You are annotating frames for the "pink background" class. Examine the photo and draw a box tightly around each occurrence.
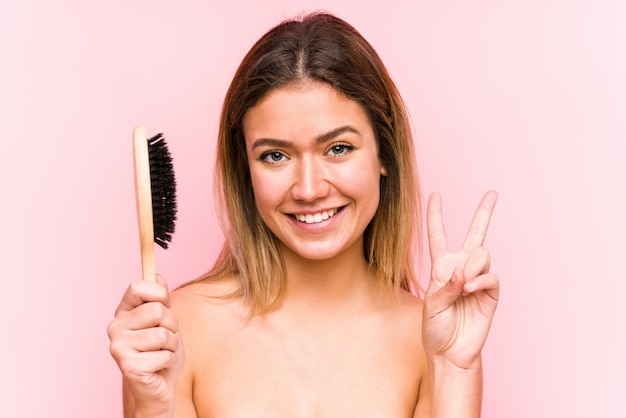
[2,0,625,417]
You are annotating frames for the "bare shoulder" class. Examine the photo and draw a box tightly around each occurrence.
[395,287,424,313]
[171,273,244,310]
[169,274,247,351]
[363,286,427,369]
[388,289,430,413]
[386,288,425,335]
[384,289,428,375]
[170,274,242,311]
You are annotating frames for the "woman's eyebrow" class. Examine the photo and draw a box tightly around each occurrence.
[251,126,360,151]
[315,125,359,144]
[250,138,292,151]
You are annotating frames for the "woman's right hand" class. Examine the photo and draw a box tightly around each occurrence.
[107,275,185,417]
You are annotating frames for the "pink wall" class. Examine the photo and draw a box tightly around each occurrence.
[2,1,624,416]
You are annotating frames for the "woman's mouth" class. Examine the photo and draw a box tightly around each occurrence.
[293,207,341,224]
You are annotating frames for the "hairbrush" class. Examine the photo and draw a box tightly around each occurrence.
[132,126,177,282]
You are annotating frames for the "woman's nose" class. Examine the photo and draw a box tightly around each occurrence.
[290,156,330,202]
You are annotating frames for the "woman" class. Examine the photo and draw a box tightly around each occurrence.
[108,12,499,417]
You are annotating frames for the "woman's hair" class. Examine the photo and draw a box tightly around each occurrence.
[203,12,421,314]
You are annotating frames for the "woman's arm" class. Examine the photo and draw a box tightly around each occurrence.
[419,191,499,417]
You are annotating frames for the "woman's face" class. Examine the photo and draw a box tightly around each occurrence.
[243,82,386,262]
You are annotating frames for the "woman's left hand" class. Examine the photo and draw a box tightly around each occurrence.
[422,190,499,370]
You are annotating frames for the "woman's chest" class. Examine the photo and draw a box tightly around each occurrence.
[189,316,423,417]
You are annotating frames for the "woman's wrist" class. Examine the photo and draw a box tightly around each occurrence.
[428,354,483,374]
[134,408,173,418]
[132,400,174,418]
[428,355,483,418]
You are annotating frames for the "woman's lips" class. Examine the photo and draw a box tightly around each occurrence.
[290,207,345,224]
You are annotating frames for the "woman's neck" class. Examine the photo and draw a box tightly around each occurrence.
[277,239,383,318]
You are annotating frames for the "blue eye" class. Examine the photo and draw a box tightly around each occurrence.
[327,143,353,156]
[261,151,288,163]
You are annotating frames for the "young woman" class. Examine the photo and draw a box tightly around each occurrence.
[108,12,499,417]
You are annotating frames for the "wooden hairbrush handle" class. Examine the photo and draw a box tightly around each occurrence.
[132,125,156,282]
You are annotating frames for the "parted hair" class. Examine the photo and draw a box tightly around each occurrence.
[203,12,421,314]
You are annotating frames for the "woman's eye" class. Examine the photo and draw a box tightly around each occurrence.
[327,143,353,156]
[261,151,288,163]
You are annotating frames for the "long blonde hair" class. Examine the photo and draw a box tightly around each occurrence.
[201,12,421,314]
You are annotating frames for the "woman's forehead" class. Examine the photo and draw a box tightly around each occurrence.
[242,83,373,145]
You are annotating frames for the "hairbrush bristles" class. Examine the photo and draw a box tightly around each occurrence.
[133,126,177,281]
[147,133,177,249]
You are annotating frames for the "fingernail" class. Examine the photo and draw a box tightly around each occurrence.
[464,282,475,293]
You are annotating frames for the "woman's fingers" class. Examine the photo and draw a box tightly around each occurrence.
[115,278,170,317]
[461,190,498,252]
[427,248,499,312]
[108,309,180,360]
[117,346,180,377]
[108,275,180,367]
[428,190,498,261]
[462,272,499,302]
[111,326,179,365]
[425,268,465,316]
[462,247,491,281]
[460,246,498,300]
[427,192,450,259]
[121,301,179,332]
[107,275,185,416]
[121,326,180,353]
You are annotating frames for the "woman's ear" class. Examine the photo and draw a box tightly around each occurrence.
[380,165,388,176]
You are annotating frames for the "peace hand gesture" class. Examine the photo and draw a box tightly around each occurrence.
[422,191,499,370]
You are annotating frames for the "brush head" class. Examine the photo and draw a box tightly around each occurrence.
[148,133,177,249]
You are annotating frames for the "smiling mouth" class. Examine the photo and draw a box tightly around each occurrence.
[293,207,341,224]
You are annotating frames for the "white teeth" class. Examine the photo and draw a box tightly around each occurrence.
[295,208,339,224]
